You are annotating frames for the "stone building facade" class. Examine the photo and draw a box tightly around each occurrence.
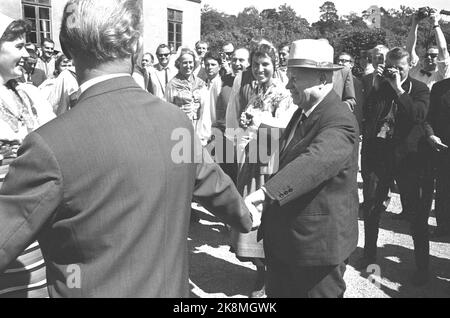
[0,0,201,54]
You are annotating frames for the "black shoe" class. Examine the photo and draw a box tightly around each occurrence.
[353,257,377,271]
[410,270,430,287]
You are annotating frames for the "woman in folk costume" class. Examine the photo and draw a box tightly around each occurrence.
[230,43,296,298]
[165,47,211,146]
[0,13,55,298]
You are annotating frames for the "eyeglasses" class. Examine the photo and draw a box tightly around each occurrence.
[158,53,170,58]
[424,53,438,59]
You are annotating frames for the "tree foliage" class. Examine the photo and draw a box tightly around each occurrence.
[200,1,450,71]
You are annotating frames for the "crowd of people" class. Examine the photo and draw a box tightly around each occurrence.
[0,0,449,298]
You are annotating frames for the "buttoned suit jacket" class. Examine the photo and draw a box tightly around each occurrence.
[260,90,360,267]
[0,76,252,298]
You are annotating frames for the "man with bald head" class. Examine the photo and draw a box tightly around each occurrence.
[231,48,250,76]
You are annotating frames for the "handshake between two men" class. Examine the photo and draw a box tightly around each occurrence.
[244,189,268,230]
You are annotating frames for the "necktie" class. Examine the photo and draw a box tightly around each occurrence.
[165,68,169,86]
[283,112,307,152]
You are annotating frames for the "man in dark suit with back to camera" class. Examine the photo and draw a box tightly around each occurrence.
[246,39,360,298]
[0,0,254,298]
[425,78,450,238]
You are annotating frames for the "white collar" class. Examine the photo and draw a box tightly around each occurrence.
[79,73,131,95]
[303,84,333,118]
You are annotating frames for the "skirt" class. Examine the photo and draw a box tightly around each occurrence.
[231,162,267,260]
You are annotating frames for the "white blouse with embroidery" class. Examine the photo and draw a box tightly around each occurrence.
[0,82,55,143]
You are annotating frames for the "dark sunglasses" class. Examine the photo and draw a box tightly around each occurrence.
[424,53,438,59]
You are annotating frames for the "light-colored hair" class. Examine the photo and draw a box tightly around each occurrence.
[143,52,154,61]
[60,0,142,66]
[387,47,411,64]
[339,52,354,63]
[371,45,389,56]
[195,41,208,50]
[174,47,200,70]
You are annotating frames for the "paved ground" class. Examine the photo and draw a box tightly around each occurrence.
[188,184,450,298]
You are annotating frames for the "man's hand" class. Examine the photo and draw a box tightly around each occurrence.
[373,64,384,91]
[245,189,266,230]
[384,67,404,95]
[428,135,448,152]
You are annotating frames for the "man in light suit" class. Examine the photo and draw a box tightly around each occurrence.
[333,60,356,113]
[0,0,254,298]
[148,44,177,99]
[246,39,360,298]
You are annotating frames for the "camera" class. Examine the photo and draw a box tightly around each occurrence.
[417,7,433,20]
[374,54,384,66]
[382,67,397,80]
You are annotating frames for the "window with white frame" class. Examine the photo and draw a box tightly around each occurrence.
[22,0,52,44]
[168,9,182,52]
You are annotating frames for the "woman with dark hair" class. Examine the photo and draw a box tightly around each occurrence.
[0,12,55,298]
[165,47,211,145]
[230,43,296,298]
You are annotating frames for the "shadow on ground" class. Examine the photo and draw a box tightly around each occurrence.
[188,210,257,298]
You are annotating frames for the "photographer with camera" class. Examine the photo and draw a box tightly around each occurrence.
[358,47,432,286]
[407,8,450,90]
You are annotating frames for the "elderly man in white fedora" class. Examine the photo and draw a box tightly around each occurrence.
[245,39,360,298]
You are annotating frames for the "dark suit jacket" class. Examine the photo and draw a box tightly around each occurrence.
[0,76,252,298]
[261,90,360,267]
[361,73,375,130]
[425,78,450,144]
[364,77,430,160]
[353,75,364,130]
[333,67,356,112]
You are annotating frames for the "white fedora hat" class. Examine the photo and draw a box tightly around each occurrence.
[0,12,14,39]
[288,39,343,70]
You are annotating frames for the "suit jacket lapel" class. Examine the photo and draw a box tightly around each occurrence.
[279,107,303,151]
[279,91,337,164]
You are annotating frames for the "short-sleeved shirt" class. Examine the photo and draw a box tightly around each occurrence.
[409,56,450,90]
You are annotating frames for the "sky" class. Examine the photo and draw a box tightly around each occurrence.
[202,0,450,24]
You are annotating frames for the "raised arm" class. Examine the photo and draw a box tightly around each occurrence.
[431,11,450,60]
[406,15,420,66]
